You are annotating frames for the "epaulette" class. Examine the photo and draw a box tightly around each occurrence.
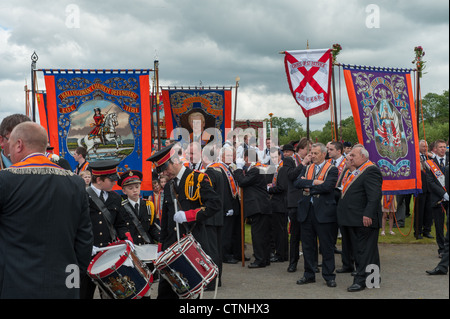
[121,198,130,206]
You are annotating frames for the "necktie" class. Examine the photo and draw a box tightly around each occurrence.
[331,160,336,166]
[439,158,444,169]
[134,203,139,216]
[100,190,106,203]
[314,165,320,178]
[174,177,179,187]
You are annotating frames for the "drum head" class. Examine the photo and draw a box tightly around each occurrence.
[90,245,127,275]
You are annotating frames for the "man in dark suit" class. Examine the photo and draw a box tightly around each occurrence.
[337,145,383,292]
[426,164,449,275]
[267,147,289,262]
[294,142,338,288]
[0,122,93,298]
[425,139,448,257]
[217,146,242,264]
[202,146,224,289]
[234,149,272,268]
[284,138,312,272]
[147,144,221,299]
[415,140,433,239]
[81,159,131,299]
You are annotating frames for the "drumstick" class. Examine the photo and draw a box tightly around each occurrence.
[95,244,126,252]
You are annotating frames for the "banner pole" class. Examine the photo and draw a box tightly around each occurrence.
[31,52,38,122]
[240,188,245,267]
[233,76,240,130]
[154,60,161,150]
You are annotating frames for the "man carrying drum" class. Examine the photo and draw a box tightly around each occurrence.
[147,143,221,299]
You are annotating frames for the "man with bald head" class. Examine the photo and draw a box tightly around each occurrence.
[0,122,93,299]
[337,145,382,292]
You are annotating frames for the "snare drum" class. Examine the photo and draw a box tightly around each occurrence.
[154,234,218,299]
[88,241,153,299]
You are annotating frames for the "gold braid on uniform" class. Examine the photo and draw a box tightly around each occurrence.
[146,200,155,225]
[185,171,212,205]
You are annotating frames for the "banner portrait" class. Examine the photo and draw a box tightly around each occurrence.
[284,49,332,117]
[343,65,421,195]
[42,69,153,194]
[161,88,232,146]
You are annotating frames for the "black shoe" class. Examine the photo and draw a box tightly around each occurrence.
[334,248,342,254]
[326,280,337,287]
[287,263,297,273]
[296,277,315,285]
[423,233,434,239]
[270,256,280,263]
[336,268,354,273]
[415,234,423,239]
[223,258,238,264]
[426,267,447,275]
[347,283,365,292]
[248,262,265,269]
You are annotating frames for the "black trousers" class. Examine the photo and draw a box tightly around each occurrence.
[414,192,433,236]
[343,225,380,286]
[205,225,222,287]
[249,213,271,265]
[288,208,301,265]
[222,214,242,260]
[270,212,289,261]
[432,203,447,254]
[339,225,356,271]
[300,205,337,281]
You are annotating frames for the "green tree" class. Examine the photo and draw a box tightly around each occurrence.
[421,90,449,124]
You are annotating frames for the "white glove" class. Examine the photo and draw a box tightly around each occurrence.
[91,246,100,256]
[443,193,449,202]
[174,210,187,223]
[236,159,245,169]
[226,209,234,216]
[125,240,135,251]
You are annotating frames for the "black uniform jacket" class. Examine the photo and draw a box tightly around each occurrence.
[337,164,383,228]
[267,163,289,213]
[121,198,160,245]
[294,164,338,223]
[234,165,272,218]
[87,189,129,247]
[160,167,221,252]
[284,156,304,209]
[0,165,93,298]
[204,166,224,226]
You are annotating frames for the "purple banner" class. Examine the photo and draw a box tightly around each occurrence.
[343,65,422,195]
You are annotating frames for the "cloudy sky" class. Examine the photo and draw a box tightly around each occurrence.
[0,0,448,131]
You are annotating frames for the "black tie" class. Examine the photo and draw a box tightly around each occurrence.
[331,160,336,166]
[439,158,444,169]
[100,190,106,203]
[134,203,139,216]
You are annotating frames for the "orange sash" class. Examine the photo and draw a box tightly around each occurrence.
[211,161,239,198]
[341,161,374,196]
[10,153,63,170]
[271,161,284,185]
[425,159,446,191]
[305,161,332,181]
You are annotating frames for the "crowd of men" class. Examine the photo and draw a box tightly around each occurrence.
[0,113,448,299]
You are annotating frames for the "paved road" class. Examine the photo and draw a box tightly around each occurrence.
[93,243,448,300]
[147,243,448,299]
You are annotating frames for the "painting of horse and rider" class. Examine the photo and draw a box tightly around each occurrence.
[67,100,134,162]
